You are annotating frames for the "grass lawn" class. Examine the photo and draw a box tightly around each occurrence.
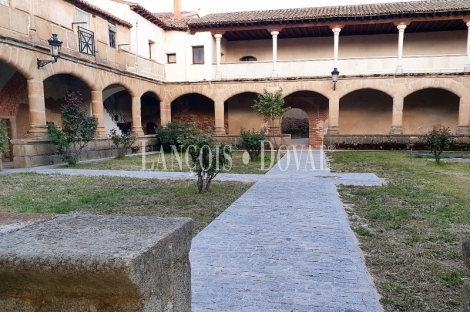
[70,151,277,174]
[0,173,253,235]
[328,151,470,312]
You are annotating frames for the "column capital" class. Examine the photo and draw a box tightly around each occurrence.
[329,25,344,32]
[212,32,225,38]
[467,22,470,28]
[396,24,407,31]
[270,30,280,36]
[393,21,410,27]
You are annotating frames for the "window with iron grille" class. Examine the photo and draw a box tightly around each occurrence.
[109,23,116,48]
[192,46,204,64]
[78,26,95,56]
[0,0,9,6]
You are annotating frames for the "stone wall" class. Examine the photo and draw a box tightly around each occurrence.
[12,137,158,168]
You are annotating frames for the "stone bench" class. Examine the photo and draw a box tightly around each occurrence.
[0,214,193,312]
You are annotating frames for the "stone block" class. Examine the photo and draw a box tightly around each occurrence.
[0,215,193,312]
[34,142,57,156]
[0,3,10,30]
[31,155,53,167]
[23,144,37,157]
[13,156,31,168]
[10,8,30,35]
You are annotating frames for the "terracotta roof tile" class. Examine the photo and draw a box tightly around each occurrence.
[188,0,470,27]
[65,0,133,28]
[152,11,199,31]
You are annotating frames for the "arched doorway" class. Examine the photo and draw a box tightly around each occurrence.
[171,93,214,132]
[282,108,309,145]
[102,84,133,135]
[141,92,160,135]
[403,88,460,134]
[284,91,329,146]
[0,61,29,162]
[339,89,393,134]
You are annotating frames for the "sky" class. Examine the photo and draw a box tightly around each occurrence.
[139,0,411,16]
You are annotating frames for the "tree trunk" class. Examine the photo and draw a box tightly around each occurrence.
[0,153,3,172]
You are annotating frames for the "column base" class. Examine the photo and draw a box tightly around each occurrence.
[215,72,222,80]
[390,126,403,135]
[271,71,279,78]
[27,126,48,139]
[95,127,107,138]
[465,65,470,72]
[456,126,470,135]
[131,127,145,137]
[395,66,403,74]
[327,126,339,135]
[214,127,226,135]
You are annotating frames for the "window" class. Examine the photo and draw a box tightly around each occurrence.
[0,0,9,6]
[192,46,204,64]
[75,8,89,29]
[149,40,155,60]
[109,23,116,48]
[240,56,257,62]
[167,53,176,64]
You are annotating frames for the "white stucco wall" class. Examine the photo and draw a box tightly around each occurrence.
[164,31,214,82]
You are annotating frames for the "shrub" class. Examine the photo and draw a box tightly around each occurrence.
[47,90,98,166]
[0,119,8,154]
[423,125,453,164]
[239,128,266,160]
[109,128,136,159]
[155,122,197,152]
[183,133,232,193]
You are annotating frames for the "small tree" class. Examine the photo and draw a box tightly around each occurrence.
[251,88,290,149]
[184,133,232,193]
[47,90,98,166]
[239,128,266,160]
[109,128,136,159]
[423,125,453,164]
[155,122,197,152]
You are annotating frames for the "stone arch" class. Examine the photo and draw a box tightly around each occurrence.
[42,74,93,127]
[224,92,262,135]
[337,81,395,99]
[166,86,215,104]
[403,88,460,134]
[282,83,331,101]
[137,88,163,101]
[284,91,329,146]
[339,88,393,134]
[220,85,263,103]
[102,84,134,134]
[39,62,95,90]
[171,93,215,132]
[403,79,466,99]
[0,44,34,80]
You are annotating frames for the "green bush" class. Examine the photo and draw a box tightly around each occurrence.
[239,128,266,160]
[155,122,197,152]
[109,128,136,159]
[47,90,98,166]
[0,119,9,154]
[183,133,232,193]
[423,125,453,164]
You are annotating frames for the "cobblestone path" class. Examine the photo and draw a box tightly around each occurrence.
[190,150,384,312]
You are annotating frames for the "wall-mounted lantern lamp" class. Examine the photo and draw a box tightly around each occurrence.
[37,34,63,69]
[331,68,339,91]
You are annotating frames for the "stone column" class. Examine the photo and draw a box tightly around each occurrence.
[131,96,144,136]
[465,22,470,72]
[332,28,341,69]
[390,96,404,134]
[457,97,470,135]
[327,97,340,134]
[214,100,226,135]
[271,30,279,76]
[160,101,171,126]
[26,79,47,139]
[396,24,407,74]
[91,90,107,138]
[214,34,223,80]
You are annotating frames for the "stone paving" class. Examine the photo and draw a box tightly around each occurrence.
[190,149,384,312]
